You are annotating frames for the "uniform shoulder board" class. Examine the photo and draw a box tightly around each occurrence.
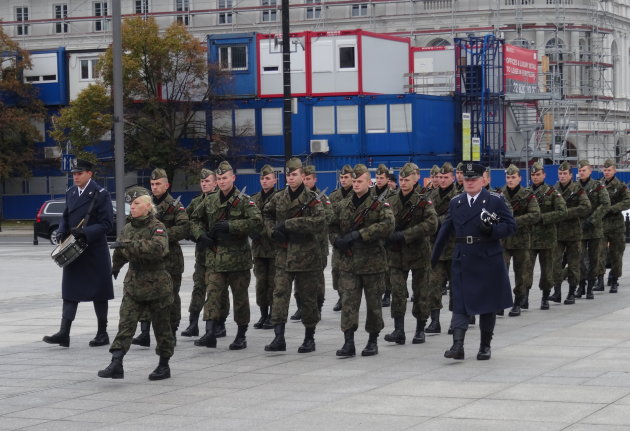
[545,187,555,196]
[99,188,106,193]
[489,191,503,198]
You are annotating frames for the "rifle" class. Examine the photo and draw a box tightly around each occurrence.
[157,195,182,221]
[276,187,328,249]
[210,186,247,251]
[340,190,388,257]
[390,194,430,251]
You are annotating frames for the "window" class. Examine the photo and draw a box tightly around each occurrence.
[15,7,29,36]
[313,106,334,134]
[390,104,412,133]
[339,46,356,70]
[94,2,109,32]
[235,109,255,136]
[23,53,59,83]
[351,3,368,17]
[80,58,99,80]
[365,105,387,133]
[176,0,190,26]
[54,4,68,34]
[135,0,150,14]
[219,46,247,71]
[337,105,358,134]
[262,0,277,22]
[218,0,233,25]
[306,0,322,20]
[262,108,282,136]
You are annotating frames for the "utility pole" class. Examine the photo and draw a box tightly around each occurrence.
[112,0,125,234]
[281,0,292,165]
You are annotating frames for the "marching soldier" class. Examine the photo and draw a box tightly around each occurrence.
[100,187,174,380]
[263,158,326,353]
[251,165,278,329]
[576,160,610,299]
[181,169,230,338]
[418,165,440,195]
[383,163,437,345]
[551,162,591,304]
[426,162,458,334]
[501,165,540,316]
[388,173,398,191]
[330,164,395,357]
[455,162,465,193]
[190,161,262,350]
[328,165,355,312]
[598,159,630,293]
[374,164,396,307]
[132,168,189,347]
[528,163,567,310]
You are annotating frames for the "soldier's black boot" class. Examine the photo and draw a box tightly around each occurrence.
[540,291,550,310]
[89,319,110,347]
[265,323,286,351]
[361,332,379,356]
[43,318,72,347]
[444,328,465,360]
[549,285,562,303]
[521,292,529,310]
[98,350,124,379]
[148,356,170,381]
[132,321,150,347]
[171,323,178,347]
[610,277,619,293]
[425,310,441,334]
[253,307,268,329]
[298,327,316,353]
[576,280,586,298]
[194,320,217,348]
[333,292,342,312]
[229,325,248,350]
[469,315,476,325]
[384,317,406,345]
[477,331,492,360]
[508,296,521,317]
[381,290,391,307]
[564,285,576,305]
[586,279,595,300]
[215,319,227,338]
[290,308,302,321]
[336,329,356,357]
[594,274,605,292]
[412,320,426,344]
[607,272,613,286]
[262,307,273,329]
[181,312,200,337]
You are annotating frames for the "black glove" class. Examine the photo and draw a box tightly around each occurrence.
[583,219,593,230]
[342,230,362,244]
[333,236,351,251]
[271,227,287,243]
[112,270,119,280]
[212,220,230,234]
[479,221,493,236]
[71,228,86,242]
[388,231,405,244]
[197,232,215,250]
[109,241,128,249]
[56,232,68,243]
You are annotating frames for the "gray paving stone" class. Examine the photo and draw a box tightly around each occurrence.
[406,418,565,431]
[580,404,630,425]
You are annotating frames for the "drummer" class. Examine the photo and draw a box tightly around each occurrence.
[43,158,115,348]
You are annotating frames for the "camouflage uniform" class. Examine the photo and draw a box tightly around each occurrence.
[528,163,567,308]
[501,165,541,313]
[372,167,397,307]
[384,163,437,345]
[455,162,464,193]
[110,191,175,359]
[577,160,611,296]
[552,164,591,303]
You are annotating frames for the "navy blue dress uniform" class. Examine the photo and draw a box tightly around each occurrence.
[432,163,515,361]
[43,159,114,348]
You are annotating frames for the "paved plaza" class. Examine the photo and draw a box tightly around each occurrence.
[2,227,630,430]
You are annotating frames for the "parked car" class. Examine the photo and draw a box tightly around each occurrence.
[34,199,130,245]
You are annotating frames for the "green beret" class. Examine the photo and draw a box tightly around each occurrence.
[430,164,440,176]
[340,164,354,175]
[376,164,389,175]
[303,165,317,176]
[125,186,150,203]
[558,161,572,172]
[578,160,591,169]
[440,162,453,174]
[285,157,302,174]
[353,164,369,178]
[603,159,616,168]
[216,161,233,175]
[399,162,419,178]
[200,168,214,179]
[150,168,168,181]
[456,162,464,172]
[505,164,520,176]
[530,162,544,174]
[260,164,274,177]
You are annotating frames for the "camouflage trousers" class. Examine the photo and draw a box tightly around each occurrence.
[553,240,582,286]
[138,271,181,329]
[599,229,625,278]
[504,248,533,299]
[271,269,321,328]
[428,260,450,310]
[189,253,207,314]
[389,267,431,321]
[254,257,276,308]
[294,269,326,311]
[529,248,554,293]
[111,293,175,358]
[332,266,340,291]
[339,271,385,334]
[580,238,603,281]
[204,270,250,326]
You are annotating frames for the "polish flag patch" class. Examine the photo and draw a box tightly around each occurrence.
[155,228,165,234]
[249,200,256,206]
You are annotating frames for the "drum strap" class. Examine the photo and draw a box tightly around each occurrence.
[76,193,98,229]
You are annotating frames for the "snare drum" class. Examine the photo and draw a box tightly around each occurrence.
[51,235,88,268]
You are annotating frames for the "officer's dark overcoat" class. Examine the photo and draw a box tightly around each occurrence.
[432,188,516,315]
[58,180,114,302]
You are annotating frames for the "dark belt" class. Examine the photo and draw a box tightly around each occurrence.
[129,263,165,271]
[455,236,493,244]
